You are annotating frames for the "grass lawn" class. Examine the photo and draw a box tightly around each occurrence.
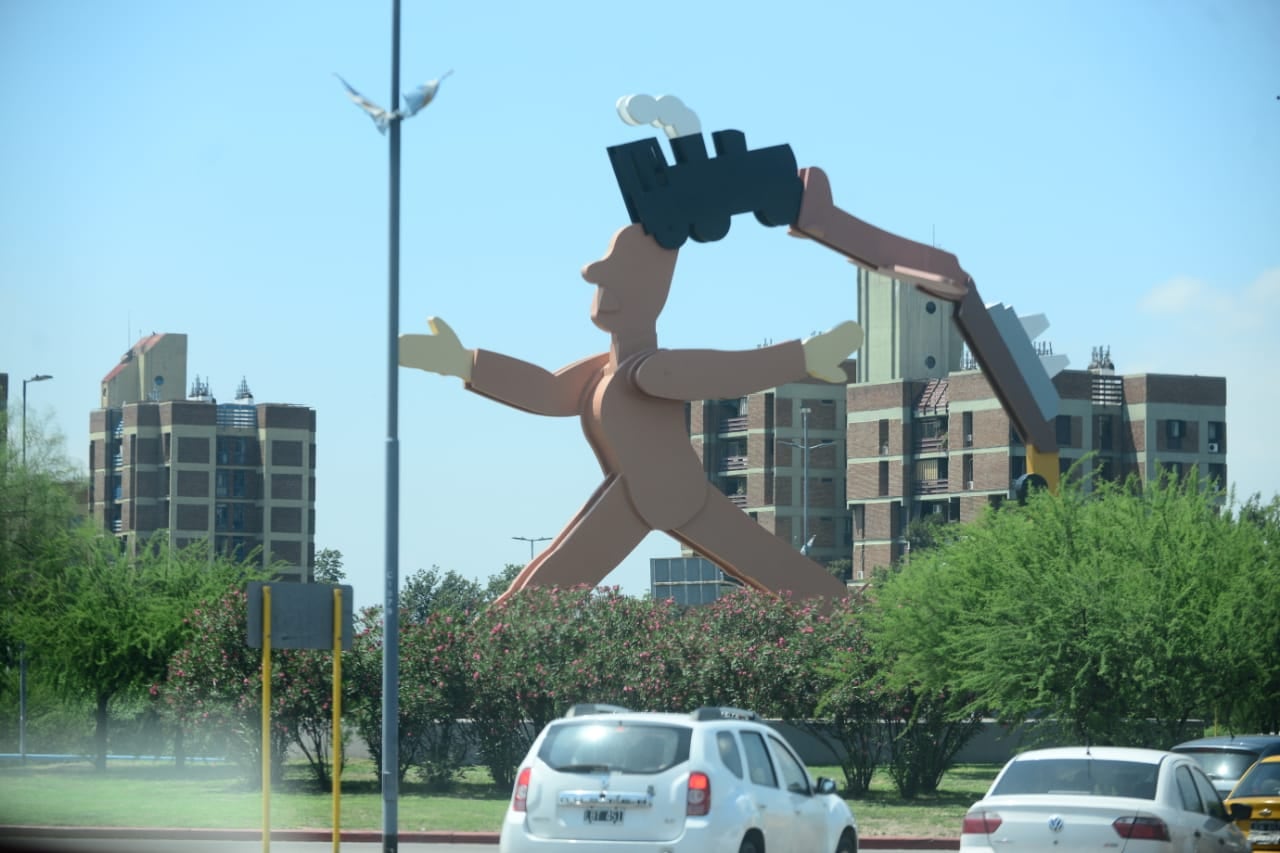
[0,758,998,838]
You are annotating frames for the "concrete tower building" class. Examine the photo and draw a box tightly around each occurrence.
[89,334,317,581]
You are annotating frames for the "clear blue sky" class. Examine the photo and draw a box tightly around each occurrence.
[3,1,1277,609]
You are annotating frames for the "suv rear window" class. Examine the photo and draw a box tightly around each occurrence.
[991,759,1157,799]
[1177,749,1259,784]
[539,721,692,774]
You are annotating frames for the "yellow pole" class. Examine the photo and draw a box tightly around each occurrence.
[332,587,343,853]
[262,585,272,853]
[1025,443,1061,493]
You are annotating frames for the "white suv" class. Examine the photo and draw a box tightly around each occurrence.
[498,704,858,853]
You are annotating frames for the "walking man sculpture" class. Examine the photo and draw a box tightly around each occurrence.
[400,221,858,604]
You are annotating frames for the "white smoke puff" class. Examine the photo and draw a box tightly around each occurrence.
[616,94,702,139]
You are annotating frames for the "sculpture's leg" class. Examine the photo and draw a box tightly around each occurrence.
[672,486,847,608]
[495,473,651,605]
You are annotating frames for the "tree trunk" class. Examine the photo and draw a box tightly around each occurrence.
[94,694,110,773]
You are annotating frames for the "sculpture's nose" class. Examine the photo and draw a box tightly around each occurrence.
[581,259,606,283]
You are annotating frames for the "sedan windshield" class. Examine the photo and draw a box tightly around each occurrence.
[538,722,692,775]
[991,758,1158,799]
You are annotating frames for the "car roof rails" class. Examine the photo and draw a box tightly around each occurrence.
[692,706,762,722]
[564,703,631,718]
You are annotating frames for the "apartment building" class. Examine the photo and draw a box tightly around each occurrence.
[652,269,1227,600]
[848,270,1226,579]
[88,333,316,580]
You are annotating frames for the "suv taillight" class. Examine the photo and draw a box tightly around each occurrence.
[687,771,710,816]
[513,767,531,812]
[1113,816,1170,840]
[961,811,1002,834]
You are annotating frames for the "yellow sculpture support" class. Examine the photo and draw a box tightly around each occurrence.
[332,588,343,853]
[261,585,272,853]
[1025,444,1061,494]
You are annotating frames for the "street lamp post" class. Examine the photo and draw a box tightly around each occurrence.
[336,9,450,851]
[18,374,49,767]
[21,374,53,467]
[512,535,551,561]
[779,406,834,556]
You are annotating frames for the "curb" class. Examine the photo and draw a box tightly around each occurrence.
[1,826,960,849]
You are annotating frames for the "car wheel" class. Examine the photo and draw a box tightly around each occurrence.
[835,831,855,853]
[738,835,761,853]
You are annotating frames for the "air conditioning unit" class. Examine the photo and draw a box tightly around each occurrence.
[1208,442,1220,454]
[880,444,889,455]
[966,480,975,490]
[965,433,974,444]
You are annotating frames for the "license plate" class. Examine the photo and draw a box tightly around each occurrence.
[584,808,624,825]
[1254,821,1280,831]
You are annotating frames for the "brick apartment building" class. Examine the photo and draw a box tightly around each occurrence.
[88,333,317,580]
[653,269,1226,601]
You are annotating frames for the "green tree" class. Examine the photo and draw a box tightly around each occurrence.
[818,601,894,796]
[871,471,1256,748]
[1207,492,1280,732]
[313,548,345,584]
[0,417,83,707]
[20,534,252,771]
[401,566,485,621]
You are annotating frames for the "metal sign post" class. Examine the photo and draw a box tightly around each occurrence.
[247,582,354,853]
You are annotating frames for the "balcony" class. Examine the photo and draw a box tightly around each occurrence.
[728,494,748,508]
[915,436,947,454]
[719,416,748,433]
[721,455,749,471]
[914,478,949,495]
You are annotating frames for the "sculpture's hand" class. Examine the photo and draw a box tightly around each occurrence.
[399,317,473,381]
[802,321,863,383]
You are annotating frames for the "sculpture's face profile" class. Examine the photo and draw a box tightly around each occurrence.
[583,224,677,336]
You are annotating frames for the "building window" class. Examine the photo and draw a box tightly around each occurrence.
[1097,414,1114,451]
[1207,421,1225,453]
[878,461,889,497]
[962,411,973,447]
[878,419,889,455]
[1056,415,1072,448]
[1165,419,1184,451]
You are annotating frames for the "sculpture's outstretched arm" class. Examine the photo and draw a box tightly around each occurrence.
[789,166,1060,463]
[400,317,604,417]
[789,168,970,301]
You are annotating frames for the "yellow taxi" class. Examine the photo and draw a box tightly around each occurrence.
[1226,754,1280,850]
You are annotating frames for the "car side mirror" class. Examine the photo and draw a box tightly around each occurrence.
[815,777,838,795]
[1229,801,1252,821]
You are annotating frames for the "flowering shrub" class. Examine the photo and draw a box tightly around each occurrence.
[343,606,474,787]
[156,587,340,788]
